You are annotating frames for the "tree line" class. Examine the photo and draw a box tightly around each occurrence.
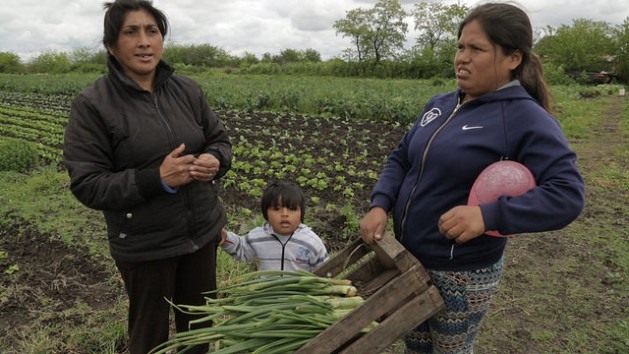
[0,0,627,83]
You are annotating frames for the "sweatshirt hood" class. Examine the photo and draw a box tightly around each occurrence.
[457,81,538,108]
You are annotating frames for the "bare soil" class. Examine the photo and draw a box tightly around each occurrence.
[0,223,123,347]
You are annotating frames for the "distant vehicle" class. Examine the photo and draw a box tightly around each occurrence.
[568,70,616,85]
[586,71,615,85]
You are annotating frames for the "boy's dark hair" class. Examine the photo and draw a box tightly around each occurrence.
[102,0,168,58]
[261,181,305,222]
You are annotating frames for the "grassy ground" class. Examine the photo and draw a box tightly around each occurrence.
[0,87,627,353]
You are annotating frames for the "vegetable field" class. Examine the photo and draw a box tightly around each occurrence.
[0,73,627,353]
[0,84,411,249]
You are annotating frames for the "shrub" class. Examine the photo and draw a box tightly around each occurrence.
[0,137,40,172]
[543,62,576,86]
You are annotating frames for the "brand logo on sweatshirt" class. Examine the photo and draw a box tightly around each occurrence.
[462,124,483,130]
[421,108,441,127]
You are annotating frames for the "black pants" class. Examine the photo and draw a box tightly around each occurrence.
[115,241,218,354]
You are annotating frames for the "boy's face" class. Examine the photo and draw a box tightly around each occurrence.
[267,204,301,236]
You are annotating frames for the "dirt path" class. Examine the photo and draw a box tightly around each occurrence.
[575,94,626,177]
[571,94,628,240]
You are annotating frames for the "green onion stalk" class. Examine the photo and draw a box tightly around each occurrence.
[149,270,375,354]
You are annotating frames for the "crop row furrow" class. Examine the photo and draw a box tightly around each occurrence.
[0,105,68,123]
[0,114,65,135]
[0,123,63,147]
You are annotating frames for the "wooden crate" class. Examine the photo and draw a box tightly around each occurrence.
[295,235,445,354]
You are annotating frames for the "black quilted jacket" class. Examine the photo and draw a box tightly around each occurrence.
[63,59,232,262]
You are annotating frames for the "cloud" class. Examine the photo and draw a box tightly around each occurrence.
[0,0,626,62]
[1,0,102,59]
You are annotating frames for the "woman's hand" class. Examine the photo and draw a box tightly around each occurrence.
[160,144,196,188]
[438,205,485,244]
[190,153,220,183]
[359,207,388,245]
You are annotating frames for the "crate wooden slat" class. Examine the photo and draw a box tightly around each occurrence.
[295,235,445,354]
[314,236,372,277]
[339,286,444,354]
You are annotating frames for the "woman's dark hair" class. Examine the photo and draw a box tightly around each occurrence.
[458,2,552,112]
[102,0,168,57]
[261,181,306,222]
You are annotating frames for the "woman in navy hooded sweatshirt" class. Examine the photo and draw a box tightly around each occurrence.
[359,3,584,354]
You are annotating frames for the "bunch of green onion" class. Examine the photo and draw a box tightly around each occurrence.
[149,270,373,354]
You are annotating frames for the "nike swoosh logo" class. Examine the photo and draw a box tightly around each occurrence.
[462,125,483,130]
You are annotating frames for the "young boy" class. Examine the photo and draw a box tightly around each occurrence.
[220,181,329,272]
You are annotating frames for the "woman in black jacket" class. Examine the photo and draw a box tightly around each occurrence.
[62,1,232,352]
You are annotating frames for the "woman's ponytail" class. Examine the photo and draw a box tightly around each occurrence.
[520,52,553,113]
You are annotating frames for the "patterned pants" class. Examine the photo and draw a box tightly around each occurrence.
[404,258,504,354]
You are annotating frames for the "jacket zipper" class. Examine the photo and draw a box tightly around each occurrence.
[153,94,198,247]
[272,233,294,271]
[153,95,177,149]
[398,101,463,244]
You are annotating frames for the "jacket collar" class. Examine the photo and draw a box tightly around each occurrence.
[263,222,305,237]
[107,58,174,92]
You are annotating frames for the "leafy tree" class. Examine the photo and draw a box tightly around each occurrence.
[0,52,23,73]
[26,51,72,73]
[69,48,107,73]
[92,50,108,66]
[334,7,372,61]
[535,19,616,73]
[271,48,322,64]
[408,1,469,78]
[369,0,408,63]
[164,43,235,67]
[302,49,322,63]
[612,17,629,82]
[273,48,302,64]
[163,42,186,65]
[69,48,95,64]
[239,52,259,67]
[334,0,408,63]
[411,1,468,52]
[261,52,273,63]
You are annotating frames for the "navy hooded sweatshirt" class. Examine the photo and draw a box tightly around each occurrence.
[370,83,585,271]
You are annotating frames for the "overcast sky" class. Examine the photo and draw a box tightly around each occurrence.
[0,0,627,62]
